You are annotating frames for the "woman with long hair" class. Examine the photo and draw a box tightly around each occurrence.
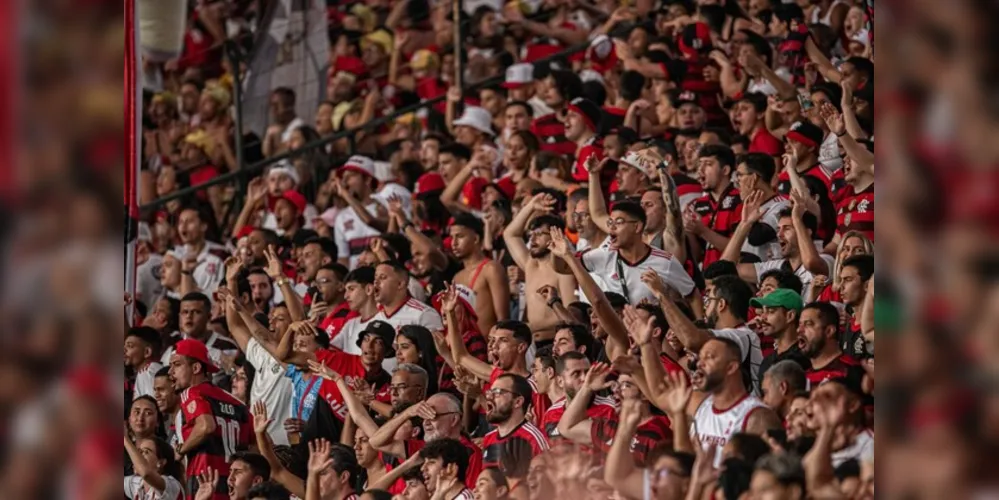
[814,230,873,302]
[395,325,441,395]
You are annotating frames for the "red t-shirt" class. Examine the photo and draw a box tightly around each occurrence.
[481,420,550,468]
[314,348,389,422]
[590,415,673,466]
[749,126,782,156]
[180,382,253,499]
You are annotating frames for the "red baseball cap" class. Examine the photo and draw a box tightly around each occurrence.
[174,339,219,373]
[414,172,446,195]
[280,190,308,216]
[462,177,490,210]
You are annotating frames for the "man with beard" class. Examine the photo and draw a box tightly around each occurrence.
[721,198,834,302]
[373,261,444,334]
[168,339,253,498]
[550,353,616,442]
[644,273,764,393]
[687,337,782,468]
[798,302,864,387]
[174,206,227,296]
[733,153,791,263]
[278,320,394,424]
[369,392,483,489]
[450,213,510,335]
[751,289,809,388]
[502,193,578,341]
[480,374,549,468]
[686,145,743,269]
[580,200,694,306]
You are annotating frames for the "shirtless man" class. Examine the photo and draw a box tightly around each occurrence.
[450,213,510,334]
[503,193,578,342]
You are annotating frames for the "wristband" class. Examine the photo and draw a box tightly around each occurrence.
[547,297,560,309]
[276,277,289,287]
[836,131,847,138]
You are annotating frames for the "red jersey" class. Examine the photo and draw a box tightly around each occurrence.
[806,354,864,388]
[486,367,551,423]
[748,126,782,156]
[314,348,390,422]
[541,394,617,440]
[321,304,357,337]
[531,113,576,158]
[776,163,834,199]
[481,420,550,468]
[690,185,743,268]
[833,183,874,241]
[179,382,253,499]
[590,415,673,466]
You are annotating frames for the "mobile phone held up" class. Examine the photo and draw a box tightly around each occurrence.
[797,93,814,111]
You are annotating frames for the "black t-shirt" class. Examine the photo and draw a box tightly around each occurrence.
[758,343,811,394]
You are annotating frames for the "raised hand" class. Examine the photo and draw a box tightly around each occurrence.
[640,268,670,299]
[430,330,451,357]
[584,362,614,392]
[611,354,642,375]
[584,152,609,174]
[547,226,573,259]
[781,144,799,172]
[247,177,267,206]
[182,251,199,274]
[252,401,272,435]
[819,102,846,136]
[307,360,341,382]
[618,398,642,430]
[708,50,731,67]
[536,284,560,305]
[623,306,656,346]
[446,86,462,103]
[682,206,705,235]
[194,467,220,500]
[813,393,849,429]
[307,439,334,475]
[657,370,692,417]
[440,282,460,313]
[224,255,244,282]
[741,189,766,225]
[529,192,556,213]
[264,245,284,280]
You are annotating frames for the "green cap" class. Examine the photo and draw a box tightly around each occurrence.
[749,288,803,312]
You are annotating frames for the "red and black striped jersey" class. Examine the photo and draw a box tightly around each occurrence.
[776,163,837,199]
[540,395,618,440]
[481,420,550,468]
[691,185,743,269]
[179,382,253,500]
[485,367,551,423]
[834,183,874,241]
[806,354,864,388]
[589,415,673,466]
[531,113,576,158]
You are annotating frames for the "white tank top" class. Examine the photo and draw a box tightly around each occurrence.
[691,394,769,467]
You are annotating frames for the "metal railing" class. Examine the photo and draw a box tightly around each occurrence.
[139,40,591,217]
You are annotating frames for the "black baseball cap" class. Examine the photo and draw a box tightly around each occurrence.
[356,320,397,357]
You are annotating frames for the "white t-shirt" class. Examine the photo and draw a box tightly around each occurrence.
[124,475,183,500]
[691,394,769,468]
[375,298,445,333]
[831,428,874,467]
[741,196,791,262]
[753,252,836,302]
[333,202,382,269]
[581,246,695,304]
[576,235,611,253]
[171,241,228,298]
[135,253,164,306]
[132,362,163,400]
[710,326,764,394]
[246,338,293,446]
[819,131,842,173]
[330,314,397,372]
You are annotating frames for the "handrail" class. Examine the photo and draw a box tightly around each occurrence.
[139,40,591,214]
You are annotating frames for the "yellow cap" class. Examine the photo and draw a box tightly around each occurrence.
[184,130,215,155]
[410,49,440,71]
[350,4,377,33]
[202,82,231,108]
[363,30,393,56]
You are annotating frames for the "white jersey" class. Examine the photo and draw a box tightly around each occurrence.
[754,252,836,302]
[246,338,294,446]
[691,394,770,468]
[132,362,163,400]
[331,314,398,372]
[124,475,183,500]
[449,489,475,500]
[263,203,319,234]
[576,235,612,253]
[135,253,164,305]
[710,326,764,394]
[581,246,695,304]
[740,196,791,262]
[333,202,382,269]
[161,332,238,385]
[170,241,228,297]
[375,297,445,333]
[831,429,874,467]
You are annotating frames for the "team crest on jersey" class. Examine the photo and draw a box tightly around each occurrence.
[722,196,735,209]
[857,199,870,213]
[344,220,355,231]
[205,263,217,276]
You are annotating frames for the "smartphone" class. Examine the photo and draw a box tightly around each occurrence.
[797,93,814,111]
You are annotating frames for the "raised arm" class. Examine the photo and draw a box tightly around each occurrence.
[124,429,168,492]
[648,371,696,453]
[711,51,747,99]
[503,193,554,269]
[231,179,267,240]
[266,245,306,321]
[277,321,319,367]
[804,37,843,85]
[719,190,766,283]
[440,160,477,214]
[586,156,612,231]
[658,166,687,262]
[602,400,646,500]
[556,363,613,443]
[253,401,306,498]
[332,182,389,233]
[443,285,495,381]
[789,192,829,276]
[368,402,428,458]
[641,270,713,354]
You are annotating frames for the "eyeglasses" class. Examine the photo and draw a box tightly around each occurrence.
[606,218,640,229]
[485,388,516,397]
[313,277,336,286]
[652,467,690,479]
[571,212,590,222]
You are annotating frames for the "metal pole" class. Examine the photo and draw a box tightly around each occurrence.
[225,40,246,175]
[453,0,463,90]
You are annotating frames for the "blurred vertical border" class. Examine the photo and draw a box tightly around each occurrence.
[1,0,124,498]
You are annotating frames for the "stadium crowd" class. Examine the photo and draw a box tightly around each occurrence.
[128,0,876,499]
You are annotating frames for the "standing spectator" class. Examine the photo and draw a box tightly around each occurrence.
[126,327,164,400]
